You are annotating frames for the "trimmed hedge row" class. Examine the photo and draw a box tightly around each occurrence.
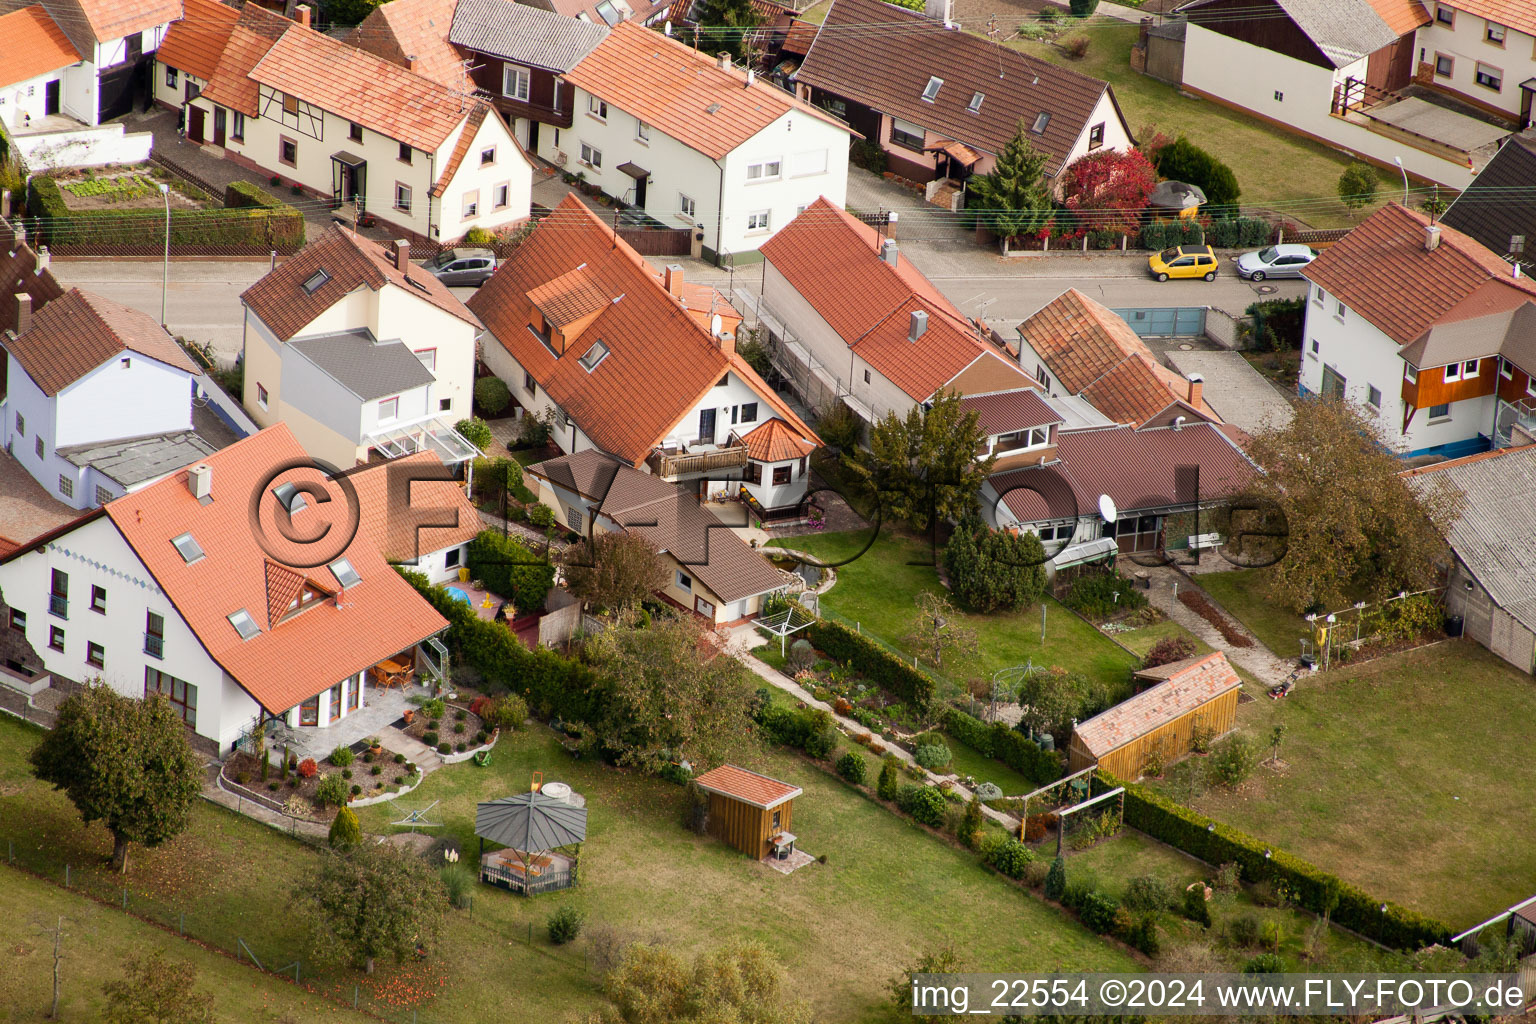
[29,175,304,250]
[942,707,1062,788]
[804,616,936,712]
[1096,770,1452,950]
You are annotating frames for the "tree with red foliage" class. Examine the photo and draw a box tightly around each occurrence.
[1059,148,1158,235]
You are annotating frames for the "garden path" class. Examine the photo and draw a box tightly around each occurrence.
[722,627,1022,833]
[1137,564,1293,687]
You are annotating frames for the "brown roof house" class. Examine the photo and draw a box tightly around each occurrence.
[693,763,804,864]
[151,0,240,110]
[185,4,531,244]
[1017,288,1222,429]
[792,0,1132,192]
[524,450,797,624]
[0,287,226,511]
[1068,651,1242,779]
[470,195,821,519]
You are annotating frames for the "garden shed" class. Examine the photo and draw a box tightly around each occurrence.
[1067,651,1241,779]
[693,764,802,860]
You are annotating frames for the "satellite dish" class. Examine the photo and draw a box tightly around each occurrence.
[710,313,723,337]
[1098,494,1118,524]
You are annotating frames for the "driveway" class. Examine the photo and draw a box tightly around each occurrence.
[1166,349,1295,436]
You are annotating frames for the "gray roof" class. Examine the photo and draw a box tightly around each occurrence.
[1404,446,1536,633]
[1180,0,1397,66]
[449,0,609,72]
[1399,303,1536,368]
[58,431,217,488]
[289,328,435,401]
[1042,393,1115,431]
[1441,133,1536,270]
[476,792,588,852]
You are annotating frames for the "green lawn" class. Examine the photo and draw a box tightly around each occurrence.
[914,729,1041,794]
[1195,569,1311,656]
[775,531,1140,691]
[0,866,377,1024]
[1009,25,1380,229]
[0,714,1135,1024]
[1113,619,1213,662]
[1148,642,1536,928]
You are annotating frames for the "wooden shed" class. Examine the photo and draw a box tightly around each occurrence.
[693,764,802,860]
[1068,651,1242,779]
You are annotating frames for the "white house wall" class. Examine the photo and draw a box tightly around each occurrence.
[61,63,96,124]
[151,63,206,110]
[1052,91,1137,179]
[1415,10,1536,118]
[432,110,533,241]
[715,109,849,256]
[373,287,477,421]
[55,355,194,448]
[1,72,65,130]
[1182,24,1480,185]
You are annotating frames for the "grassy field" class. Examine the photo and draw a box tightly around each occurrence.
[775,530,1140,690]
[913,728,1042,793]
[0,714,1134,1023]
[1147,642,1536,927]
[1009,24,1379,229]
[0,866,379,1024]
[1195,568,1312,655]
[1113,618,1212,661]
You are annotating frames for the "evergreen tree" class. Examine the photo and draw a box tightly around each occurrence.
[1152,137,1241,208]
[959,795,985,849]
[966,126,1054,240]
[851,390,993,531]
[1045,856,1067,901]
[329,806,362,850]
[877,757,900,801]
[944,515,1047,613]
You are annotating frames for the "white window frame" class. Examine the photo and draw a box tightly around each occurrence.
[1485,20,1505,44]
[1333,297,1346,320]
[1475,60,1503,90]
[1462,359,1480,379]
[1500,361,1513,380]
[378,395,400,422]
[414,348,437,372]
[503,66,530,101]
[494,182,510,209]
[921,75,943,102]
[587,95,607,120]
[746,159,782,183]
[675,570,692,592]
[580,142,602,168]
[746,209,770,232]
[1366,384,1382,411]
[679,193,696,219]
[1444,362,1462,382]
[462,190,479,218]
[1428,402,1452,420]
[1404,364,1418,384]
[636,119,650,142]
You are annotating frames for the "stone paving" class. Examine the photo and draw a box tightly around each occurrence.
[0,451,76,547]
[1165,349,1296,436]
[1136,562,1294,687]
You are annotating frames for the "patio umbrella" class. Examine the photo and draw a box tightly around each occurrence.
[475,792,587,854]
[1148,180,1207,212]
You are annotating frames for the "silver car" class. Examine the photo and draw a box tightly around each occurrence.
[1235,243,1318,281]
[425,248,498,287]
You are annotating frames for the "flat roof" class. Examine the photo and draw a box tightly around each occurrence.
[57,430,217,488]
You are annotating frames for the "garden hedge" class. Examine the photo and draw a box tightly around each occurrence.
[941,707,1061,788]
[1095,770,1452,950]
[804,615,936,712]
[29,175,304,251]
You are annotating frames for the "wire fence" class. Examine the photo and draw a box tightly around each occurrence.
[0,822,594,1024]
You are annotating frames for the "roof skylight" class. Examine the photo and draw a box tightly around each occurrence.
[329,557,362,588]
[272,482,307,514]
[578,339,610,372]
[921,76,943,102]
[1030,112,1051,134]
[967,91,984,113]
[171,532,205,564]
[228,608,260,640]
[301,269,331,295]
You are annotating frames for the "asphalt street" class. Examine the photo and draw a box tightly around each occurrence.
[51,245,1306,367]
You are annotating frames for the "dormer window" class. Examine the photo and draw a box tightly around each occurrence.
[1030,112,1051,134]
[578,340,610,372]
[921,76,943,102]
[272,481,307,514]
[301,269,330,295]
[329,557,361,588]
[967,92,984,113]
[228,608,259,639]
[171,532,205,564]
[996,426,1050,453]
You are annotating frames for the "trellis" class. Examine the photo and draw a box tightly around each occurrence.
[1054,786,1126,858]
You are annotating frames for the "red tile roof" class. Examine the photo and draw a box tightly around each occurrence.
[101,424,448,714]
[249,23,484,152]
[0,534,19,558]
[994,422,1257,523]
[345,452,481,563]
[343,0,470,91]
[1304,203,1536,348]
[469,194,817,466]
[0,219,66,329]
[1019,288,1219,427]
[1364,0,1430,34]
[562,21,850,160]
[0,5,80,89]
[693,763,800,808]
[5,288,200,397]
[240,226,480,342]
[56,0,181,51]
[1074,651,1240,758]
[762,199,1035,401]
[957,390,1062,436]
[741,417,815,463]
[1430,0,1535,34]
[198,4,292,118]
[155,0,239,81]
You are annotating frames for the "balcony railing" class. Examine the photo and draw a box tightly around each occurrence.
[144,633,164,659]
[649,433,750,480]
[48,594,67,619]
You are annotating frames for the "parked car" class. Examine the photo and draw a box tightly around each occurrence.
[1235,243,1319,281]
[1148,245,1219,282]
[424,248,497,287]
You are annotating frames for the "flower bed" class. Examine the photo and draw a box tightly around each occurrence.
[1177,589,1254,647]
[402,697,488,757]
[220,742,421,818]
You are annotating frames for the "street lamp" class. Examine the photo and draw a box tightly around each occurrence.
[1392,156,1409,206]
[157,183,170,326]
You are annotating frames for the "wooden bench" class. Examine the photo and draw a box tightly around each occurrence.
[1187,532,1222,551]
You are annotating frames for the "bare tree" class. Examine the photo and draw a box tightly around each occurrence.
[903,592,978,669]
[32,916,67,1019]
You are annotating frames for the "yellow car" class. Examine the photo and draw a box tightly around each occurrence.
[1148,244,1219,282]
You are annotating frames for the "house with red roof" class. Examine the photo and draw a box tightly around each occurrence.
[238,227,485,471]
[1411,0,1536,128]
[151,0,239,112]
[470,195,822,519]
[184,4,531,244]
[530,21,853,261]
[0,423,452,754]
[1300,202,1536,457]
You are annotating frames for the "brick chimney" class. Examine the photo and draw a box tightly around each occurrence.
[393,239,410,271]
[716,51,731,71]
[1186,372,1204,407]
[295,3,311,28]
[664,263,684,295]
[407,53,418,72]
[13,293,32,336]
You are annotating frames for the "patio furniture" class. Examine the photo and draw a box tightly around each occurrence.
[475,790,588,896]
[372,658,412,689]
[768,830,798,861]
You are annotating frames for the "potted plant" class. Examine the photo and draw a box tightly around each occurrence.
[366,736,382,757]
[402,708,415,725]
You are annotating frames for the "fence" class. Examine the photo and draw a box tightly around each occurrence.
[615,224,691,256]
[1110,306,1208,338]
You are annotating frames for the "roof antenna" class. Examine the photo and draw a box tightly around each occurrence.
[986,15,1004,79]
